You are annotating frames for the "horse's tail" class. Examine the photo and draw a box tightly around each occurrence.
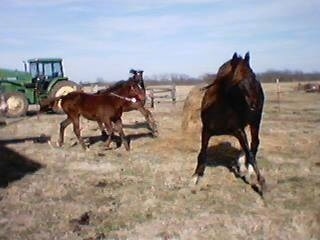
[39,96,63,113]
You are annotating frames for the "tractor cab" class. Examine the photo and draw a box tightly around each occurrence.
[28,58,64,79]
[28,58,65,92]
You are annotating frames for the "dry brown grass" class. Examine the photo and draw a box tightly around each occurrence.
[0,82,320,239]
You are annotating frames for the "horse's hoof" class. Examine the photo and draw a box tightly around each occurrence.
[124,146,130,151]
[47,140,54,148]
[81,145,89,151]
[259,176,267,193]
[56,141,62,147]
[243,165,256,183]
[192,175,201,185]
[152,129,159,137]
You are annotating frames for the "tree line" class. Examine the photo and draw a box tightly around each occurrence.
[81,70,320,86]
[145,70,320,85]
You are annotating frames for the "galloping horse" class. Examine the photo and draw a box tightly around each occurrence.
[44,78,145,151]
[97,69,158,137]
[193,52,266,194]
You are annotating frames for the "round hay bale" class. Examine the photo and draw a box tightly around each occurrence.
[181,83,206,133]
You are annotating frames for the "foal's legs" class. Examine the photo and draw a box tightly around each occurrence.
[114,119,130,151]
[58,117,72,147]
[103,119,114,149]
[97,121,107,137]
[71,115,87,150]
[193,127,211,184]
[137,106,158,137]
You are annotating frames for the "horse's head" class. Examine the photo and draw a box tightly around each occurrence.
[216,52,242,80]
[130,69,145,91]
[125,79,146,102]
[231,52,261,111]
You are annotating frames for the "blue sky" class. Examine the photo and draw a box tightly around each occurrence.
[1,0,319,82]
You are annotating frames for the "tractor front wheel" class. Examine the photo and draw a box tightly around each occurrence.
[4,92,29,118]
[50,81,80,113]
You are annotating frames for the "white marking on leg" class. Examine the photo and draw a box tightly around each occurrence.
[237,153,247,177]
[248,164,254,175]
[244,164,256,183]
[193,175,201,185]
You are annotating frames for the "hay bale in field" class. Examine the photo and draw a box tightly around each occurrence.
[181,83,206,132]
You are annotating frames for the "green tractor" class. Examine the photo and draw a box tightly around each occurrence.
[0,58,80,117]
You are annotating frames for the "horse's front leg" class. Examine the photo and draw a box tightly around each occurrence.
[72,116,87,150]
[234,129,265,194]
[249,121,261,159]
[114,118,130,151]
[193,127,211,184]
[137,106,158,137]
[58,117,72,147]
[249,122,266,189]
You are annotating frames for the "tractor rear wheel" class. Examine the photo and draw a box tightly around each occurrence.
[4,92,29,118]
[50,81,80,113]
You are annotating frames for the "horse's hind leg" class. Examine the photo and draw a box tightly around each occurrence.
[114,119,130,151]
[103,120,114,149]
[138,106,158,137]
[193,127,211,184]
[97,121,107,138]
[249,122,266,190]
[58,117,72,147]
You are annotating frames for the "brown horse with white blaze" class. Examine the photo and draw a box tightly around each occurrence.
[193,52,266,195]
[45,78,146,151]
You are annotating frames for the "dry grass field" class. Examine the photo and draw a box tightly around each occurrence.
[0,82,319,240]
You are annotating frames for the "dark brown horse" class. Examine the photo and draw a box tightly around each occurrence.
[97,69,158,136]
[45,78,145,151]
[193,52,266,194]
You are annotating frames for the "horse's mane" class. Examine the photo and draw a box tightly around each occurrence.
[97,77,135,94]
[201,53,243,91]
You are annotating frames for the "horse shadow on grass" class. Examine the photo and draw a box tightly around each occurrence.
[205,142,263,196]
[0,143,43,188]
[205,142,241,174]
[87,132,154,149]
[123,121,150,130]
[87,121,154,148]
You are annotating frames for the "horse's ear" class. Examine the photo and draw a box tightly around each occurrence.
[244,52,250,64]
[232,52,238,61]
[231,52,238,67]
[129,69,137,75]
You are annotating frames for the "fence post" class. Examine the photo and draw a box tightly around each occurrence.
[171,83,176,104]
[276,78,280,112]
[149,89,154,108]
